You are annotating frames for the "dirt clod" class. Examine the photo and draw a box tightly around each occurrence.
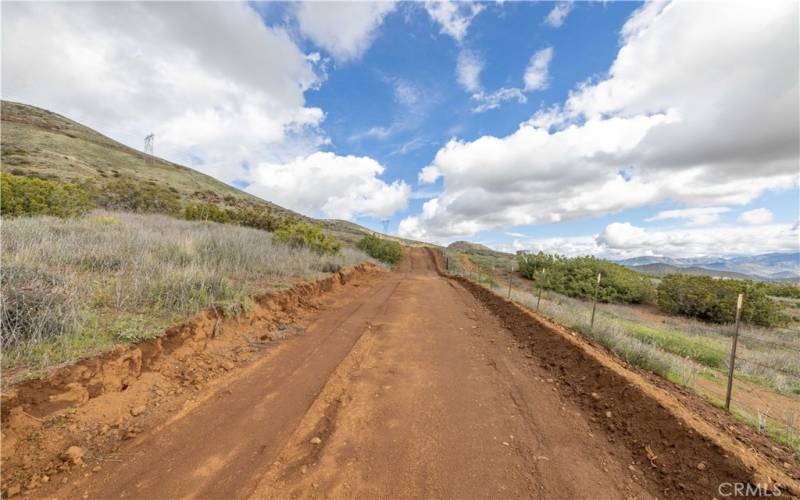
[62,446,85,465]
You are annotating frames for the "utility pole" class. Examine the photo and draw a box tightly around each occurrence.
[725,293,744,411]
[144,133,154,155]
[590,272,602,332]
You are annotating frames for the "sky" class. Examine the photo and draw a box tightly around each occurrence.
[2,1,799,259]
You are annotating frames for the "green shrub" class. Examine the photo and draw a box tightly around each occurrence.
[94,178,181,215]
[657,274,787,327]
[149,273,235,313]
[231,206,282,231]
[183,202,232,224]
[517,252,654,304]
[0,172,94,218]
[758,282,800,300]
[273,222,341,255]
[357,235,403,265]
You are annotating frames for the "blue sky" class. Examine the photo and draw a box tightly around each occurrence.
[3,1,798,258]
[301,2,639,229]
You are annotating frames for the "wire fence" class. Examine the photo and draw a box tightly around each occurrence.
[441,252,800,448]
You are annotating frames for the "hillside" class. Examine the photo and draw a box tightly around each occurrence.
[629,263,757,280]
[0,100,387,245]
[618,253,800,281]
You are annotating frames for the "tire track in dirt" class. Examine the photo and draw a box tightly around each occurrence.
[12,268,404,499]
[252,249,660,499]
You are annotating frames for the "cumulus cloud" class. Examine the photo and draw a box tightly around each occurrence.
[248,152,410,220]
[544,1,574,28]
[400,1,799,241]
[739,208,774,225]
[524,47,553,92]
[295,2,395,62]
[424,1,484,42]
[1,2,324,184]
[419,165,442,184]
[646,207,731,226]
[512,222,800,259]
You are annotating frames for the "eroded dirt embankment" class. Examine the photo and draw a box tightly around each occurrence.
[455,277,800,497]
[0,264,383,496]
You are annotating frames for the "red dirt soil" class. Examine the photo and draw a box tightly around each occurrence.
[1,248,797,499]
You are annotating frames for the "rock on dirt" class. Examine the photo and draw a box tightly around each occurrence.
[130,405,146,417]
[310,437,322,445]
[62,446,85,465]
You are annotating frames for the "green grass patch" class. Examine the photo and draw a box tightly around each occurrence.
[621,321,727,369]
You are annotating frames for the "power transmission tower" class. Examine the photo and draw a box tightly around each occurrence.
[144,133,154,155]
[381,219,390,234]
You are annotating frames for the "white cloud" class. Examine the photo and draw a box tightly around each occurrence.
[646,206,731,226]
[248,152,410,220]
[295,2,395,62]
[739,208,775,225]
[544,2,574,28]
[424,1,484,42]
[1,2,324,184]
[419,165,442,184]
[523,47,554,92]
[595,222,799,258]
[457,49,528,113]
[471,88,527,113]
[456,50,483,93]
[400,1,799,242]
[513,222,799,259]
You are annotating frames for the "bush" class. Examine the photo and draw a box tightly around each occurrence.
[657,274,788,327]
[94,178,181,215]
[149,273,235,313]
[1,265,81,349]
[183,202,232,224]
[758,282,800,300]
[273,222,341,255]
[231,206,282,232]
[518,252,654,304]
[357,235,403,265]
[0,172,94,218]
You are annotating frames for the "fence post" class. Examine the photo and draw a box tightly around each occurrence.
[536,269,545,311]
[725,293,744,411]
[589,272,602,332]
[507,263,514,298]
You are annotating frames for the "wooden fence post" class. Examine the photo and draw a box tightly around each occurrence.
[589,272,602,332]
[507,263,514,298]
[536,269,545,311]
[725,293,744,411]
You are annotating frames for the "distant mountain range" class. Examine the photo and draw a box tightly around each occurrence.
[616,252,800,282]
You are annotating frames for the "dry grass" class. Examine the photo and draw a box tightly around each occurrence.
[1,211,376,372]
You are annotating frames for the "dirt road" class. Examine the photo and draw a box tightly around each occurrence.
[12,248,798,498]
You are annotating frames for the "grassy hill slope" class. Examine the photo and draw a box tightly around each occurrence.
[1,100,396,245]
